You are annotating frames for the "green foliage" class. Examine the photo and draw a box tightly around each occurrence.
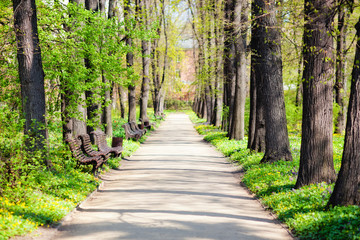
[0,165,100,239]
[191,112,359,239]
[284,91,302,134]
[165,99,192,110]
[113,119,127,138]
[188,112,206,124]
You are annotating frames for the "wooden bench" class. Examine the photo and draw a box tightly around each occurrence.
[78,134,111,163]
[91,130,123,158]
[122,123,141,140]
[139,118,155,130]
[129,121,146,136]
[65,138,104,176]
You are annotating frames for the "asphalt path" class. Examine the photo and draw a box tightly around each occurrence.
[53,113,293,240]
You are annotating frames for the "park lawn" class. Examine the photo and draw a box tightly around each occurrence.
[191,113,360,240]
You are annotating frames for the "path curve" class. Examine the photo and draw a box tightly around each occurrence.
[54,113,293,240]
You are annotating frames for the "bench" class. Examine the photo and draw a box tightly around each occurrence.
[129,121,146,136]
[65,138,104,176]
[91,130,123,158]
[139,118,154,130]
[122,123,141,140]
[78,134,111,163]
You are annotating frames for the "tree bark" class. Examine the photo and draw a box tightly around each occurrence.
[102,74,112,137]
[327,18,360,206]
[229,0,248,140]
[295,0,336,188]
[248,0,265,152]
[211,0,223,127]
[118,85,126,119]
[253,0,292,163]
[139,0,151,121]
[12,0,52,167]
[124,0,137,122]
[247,65,256,149]
[151,0,163,116]
[73,93,87,136]
[334,4,348,134]
[85,0,101,137]
[222,0,236,132]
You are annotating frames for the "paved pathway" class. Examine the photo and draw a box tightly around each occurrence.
[54,113,293,240]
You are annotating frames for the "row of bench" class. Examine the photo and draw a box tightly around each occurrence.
[66,130,123,176]
[122,121,152,140]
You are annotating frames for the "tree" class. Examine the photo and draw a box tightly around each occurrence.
[327,17,360,206]
[222,0,236,132]
[12,0,51,167]
[125,0,137,122]
[252,0,292,163]
[248,0,265,152]
[229,0,248,140]
[334,2,353,134]
[210,0,223,127]
[295,0,336,188]
[85,0,102,136]
[139,0,151,122]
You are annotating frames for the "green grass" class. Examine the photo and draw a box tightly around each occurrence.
[191,112,360,240]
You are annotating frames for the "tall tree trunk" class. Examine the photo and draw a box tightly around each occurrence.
[73,93,87,136]
[67,0,87,138]
[247,65,256,149]
[151,0,163,116]
[118,85,126,119]
[334,4,348,134]
[327,18,360,206]
[85,0,101,137]
[222,0,236,132]
[139,0,150,121]
[61,76,73,140]
[253,0,292,163]
[102,74,112,136]
[211,0,223,127]
[295,53,303,107]
[124,0,136,122]
[295,0,336,188]
[248,0,265,152]
[229,0,248,140]
[12,0,51,167]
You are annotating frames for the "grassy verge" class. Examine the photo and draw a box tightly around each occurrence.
[189,112,360,240]
[0,112,164,240]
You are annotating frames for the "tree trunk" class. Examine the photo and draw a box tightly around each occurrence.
[229,0,248,140]
[118,85,126,119]
[139,0,150,121]
[295,0,336,188]
[253,0,292,163]
[222,0,236,132]
[12,0,51,167]
[102,74,112,137]
[61,77,73,140]
[211,1,223,127]
[327,18,360,206]
[124,0,136,122]
[248,0,265,152]
[85,0,101,137]
[247,66,256,149]
[73,93,87,136]
[334,4,348,134]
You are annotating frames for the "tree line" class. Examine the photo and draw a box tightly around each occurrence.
[190,0,360,206]
[0,0,184,188]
